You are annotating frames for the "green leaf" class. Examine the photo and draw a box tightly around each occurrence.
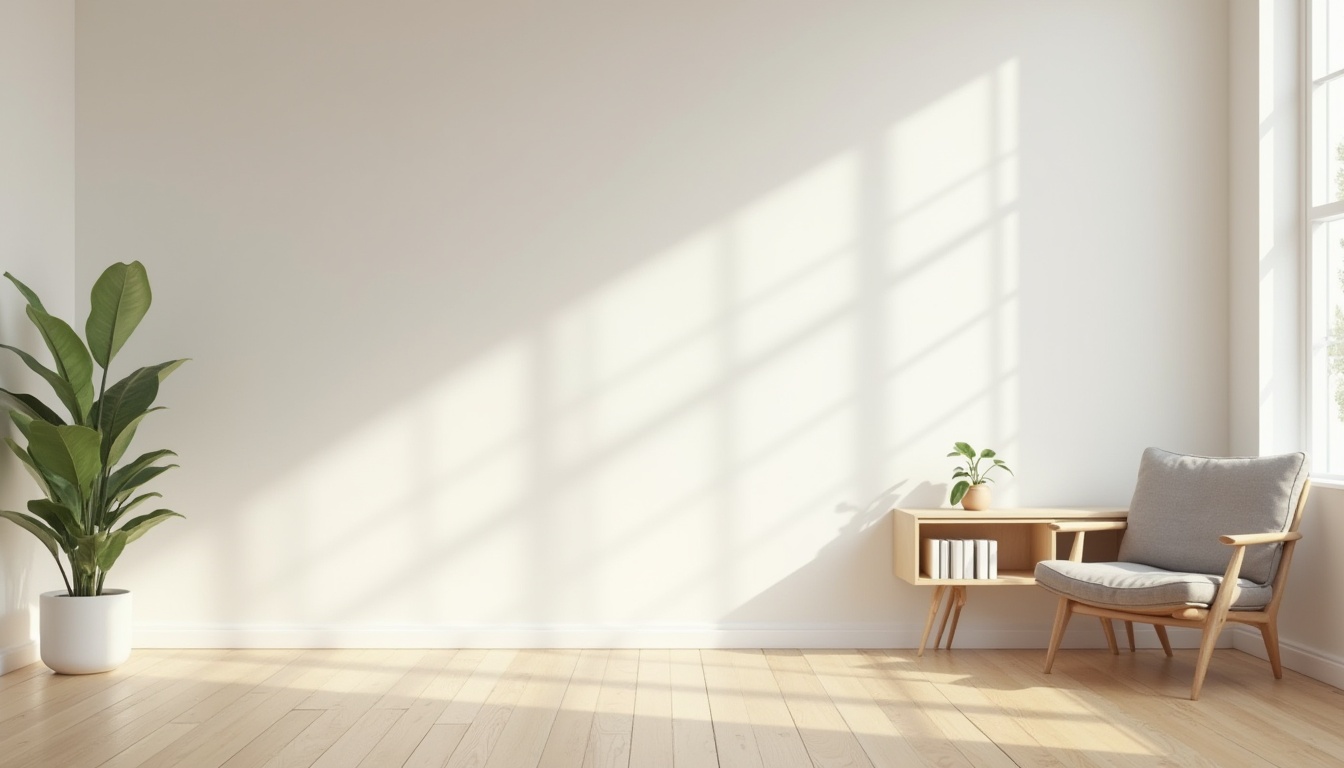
[979,448,996,459]
[25,305,94,419]
[105,492,162,528]
[951,468,969,478]
[4,272,47,312]
[85,261,152,369]
[0,509,63,561]
[6,438,52,498]
[116,508,182,544]
[95,531,130,572]
[106,407,163,467]
[0,388,64,425]
[106,449,177,501]
[27,421,103,497]
[96,366,161,463]
[9,410,33,440]
[26,498,83,541]
[953,442,975,459]
[950,480,970,506]
[0,344,83,423]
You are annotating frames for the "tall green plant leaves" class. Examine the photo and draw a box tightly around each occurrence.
[24,306,94,420]
[3,273,47,312]
[27,421,103,498]
[0,510,62,562]
[0,388,64,425]
[0,344,84,423]
[95,360,185,463]
[86,261,152,369]
[117,508,181,544]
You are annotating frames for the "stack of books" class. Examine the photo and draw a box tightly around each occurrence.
[922,538,999,579]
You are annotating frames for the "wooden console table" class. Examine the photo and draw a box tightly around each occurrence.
[893,507,1128,655]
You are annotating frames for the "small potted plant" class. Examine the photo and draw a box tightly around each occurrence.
[0,262,185,674]
[947,442,1012,510]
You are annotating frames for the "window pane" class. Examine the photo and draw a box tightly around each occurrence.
[1313,77,1344,206]
[1316,0,1344,80]
[1320,220,1344,474]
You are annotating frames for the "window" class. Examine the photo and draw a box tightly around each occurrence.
[1308,0,1344,475]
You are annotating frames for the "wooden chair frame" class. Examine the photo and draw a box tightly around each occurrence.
[1042,480,1311,700]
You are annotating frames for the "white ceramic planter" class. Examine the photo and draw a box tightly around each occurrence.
[39,589,133,674]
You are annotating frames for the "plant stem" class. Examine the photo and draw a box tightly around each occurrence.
[55,557,72,596]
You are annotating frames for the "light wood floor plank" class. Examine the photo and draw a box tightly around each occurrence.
[802,649,928,768]
[727,649,812,768]
[764,649,873,768]
[582,648,638,768]
[99,723,197,768]
[357,649,481,768]
[536,649,610,768]
[140,649,349,768]
[667,649,717,768]
[404,723,470,768]
[628,649,672,768]
[838,650,975,768]
[484,649,580,768]
[867,650,1014,768]
[445,649,543,768]
[43,650,298,768]
[0,647,1335,768]
[700,648,764,768]
[220,709,323,768]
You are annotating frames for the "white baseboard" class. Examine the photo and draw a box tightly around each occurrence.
[1230,626,1344,690]
[0,641,38,675]
[132,623,1223,650]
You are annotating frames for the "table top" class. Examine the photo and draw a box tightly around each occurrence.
[893,506,1128,520]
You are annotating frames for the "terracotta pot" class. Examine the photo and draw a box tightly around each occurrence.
[961,484,991,511]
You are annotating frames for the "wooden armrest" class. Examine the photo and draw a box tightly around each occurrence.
[1219,531,1302,546]
[1050,521,1128,533]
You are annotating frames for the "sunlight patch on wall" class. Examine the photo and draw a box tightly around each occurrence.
[218,63,1022,628]
[884,59,1020,496]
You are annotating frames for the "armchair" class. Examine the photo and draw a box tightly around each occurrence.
[1034,448,1311,700]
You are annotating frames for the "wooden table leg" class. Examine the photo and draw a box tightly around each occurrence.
[932,587,957,651]
[917,586,947,657]
[945,587,968,650]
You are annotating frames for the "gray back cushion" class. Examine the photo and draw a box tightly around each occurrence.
[1117,448,1308,583]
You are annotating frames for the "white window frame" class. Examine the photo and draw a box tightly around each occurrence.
[1306,0,1344,479]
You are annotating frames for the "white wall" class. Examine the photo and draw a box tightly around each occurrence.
[0,0,76,672]
[71,0,1231,647]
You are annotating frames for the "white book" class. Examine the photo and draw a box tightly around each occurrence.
[975,539,990,579]
[988,539,998,579]
[949,539,965,579]
[939,540,950,578]
[923,538,941,579]
[962,539,975,579]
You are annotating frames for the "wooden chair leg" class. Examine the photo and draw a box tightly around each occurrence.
[1154,624,1173,657]
[1261,621,1284,679]
[1191,619,1227,701]
[1100,618,1119,655]
[917,586,946,657]
[945,587,968,649]
[1044,598,1073,673]
[1124,621,1136,652]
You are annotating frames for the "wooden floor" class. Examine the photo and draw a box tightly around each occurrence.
[0,647,1340,767]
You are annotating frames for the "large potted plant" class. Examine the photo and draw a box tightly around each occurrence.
[0,262,184,674]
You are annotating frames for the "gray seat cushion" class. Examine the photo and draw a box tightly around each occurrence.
[1035,560,1272,611]
[1116,448,1308,584]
